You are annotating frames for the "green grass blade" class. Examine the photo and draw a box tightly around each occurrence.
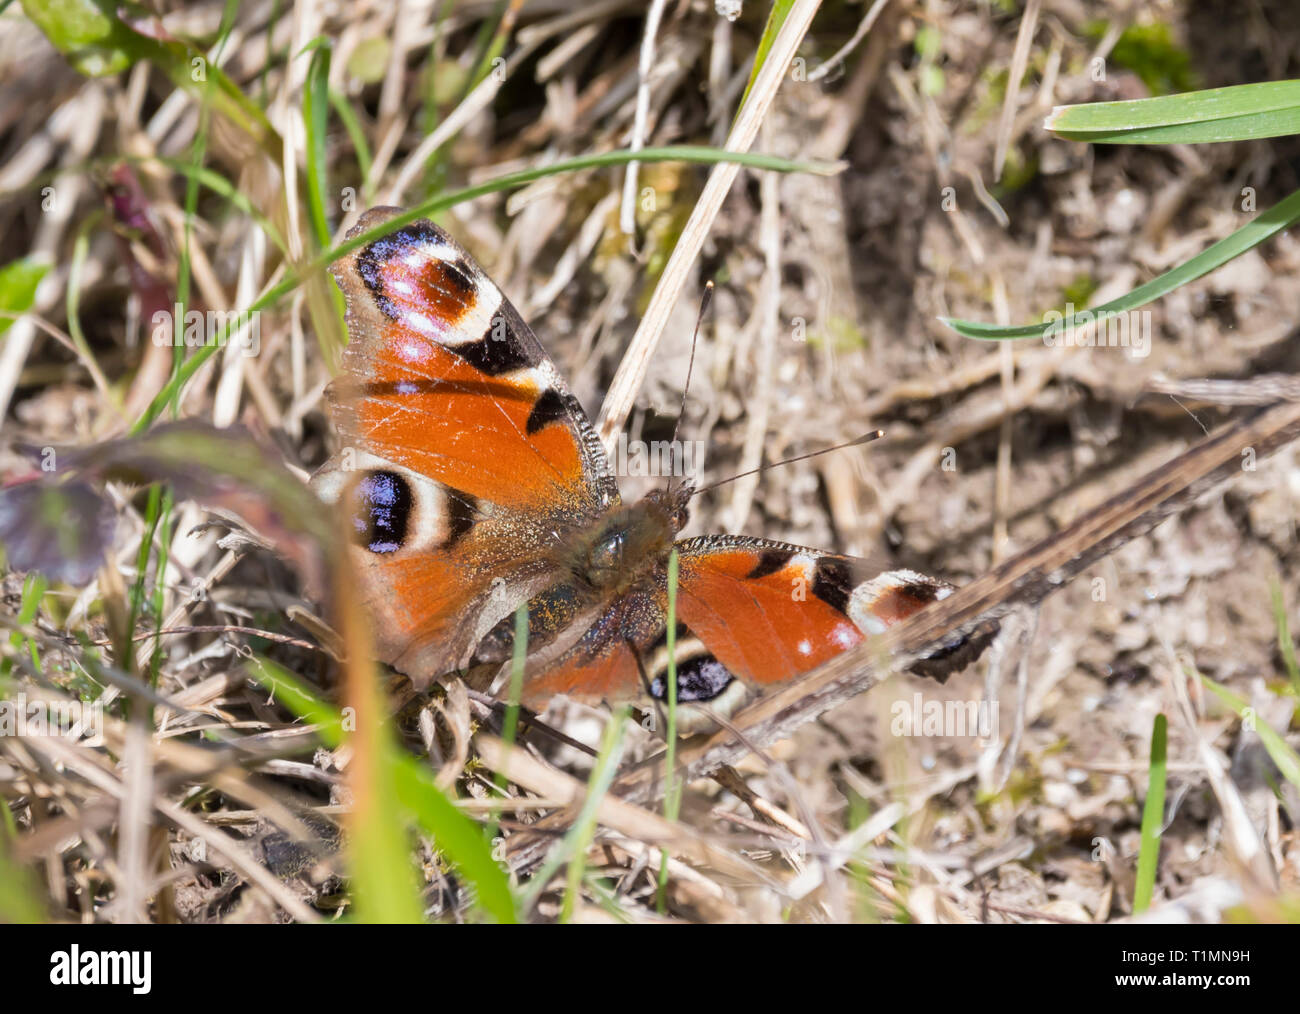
[943,185,1300,341]
[1202,675,1300,793]
[131,0,232,691]
[147,156,288,254]
[301,38,333,250]
[739,0,796,113]
[0,793,44,921]
[0,258,49,338]
[65,214,117,406]
[146,486,175,689]
[583,875,634,923]
[1,574,47,683]
[123,483,163,676]
[0,848,46,924]
[246,654,516,923]
[487,604,529,846]
[299,38,347,341]
[463,0,510,98]
[1133,713,1167,913]
[503,604,528,751]
[1269,579,1300,697]
[350,708,426,924]
[517,707,631,918]
[22,0,283,159]
[329,90,373,201]
[560,708,630,922]
[1047,80,1300,144]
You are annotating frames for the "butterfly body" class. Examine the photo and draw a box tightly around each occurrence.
[313,207,995,714]
[470,486,685,665]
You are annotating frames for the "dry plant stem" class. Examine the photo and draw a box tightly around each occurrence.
[8,683,327,851]
[862,349,1062,539]
[611,398,1300,801]
[993,0,1041,181]
[1142,372,1300,406]
[25,731,320,923]
[134,549,242,670]
[808,0,891,83]
[711,765,811,841]
[1159,639,1278,891]
[334,533,391,882]
[619,0,669,235]
[0,85,101,422]
[116,717,152,923]
[498,390,1300,872]
[475,734,776,887]
[992,276,1013,562]
[785,801,905,902]
[595,0,824,453]
[154,795,322,924]
[383,68,505,205]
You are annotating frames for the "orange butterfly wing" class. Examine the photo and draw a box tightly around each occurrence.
[328,207,617,513]
[516,537,990,709]
[312,209,616,679]
[673,537,987,687]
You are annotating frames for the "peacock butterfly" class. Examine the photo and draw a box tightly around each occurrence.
[311,207,995,717]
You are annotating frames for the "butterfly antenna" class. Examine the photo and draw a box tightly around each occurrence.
[690,430,885,498]
[667,281,714,494]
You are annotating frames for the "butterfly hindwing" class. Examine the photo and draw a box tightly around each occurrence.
[513,535,989,710]
[668,536,993,696]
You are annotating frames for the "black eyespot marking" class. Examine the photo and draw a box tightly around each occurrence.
[526,388,570,434]
[899,581,943,605]
[650,654,735,703]
[354,220,479,327]
[435,257,476,298]
[747,549,794,580]
[350,470,411,554]
[811,558,854,614]
[444,489,478,548]
[456,315,536,375]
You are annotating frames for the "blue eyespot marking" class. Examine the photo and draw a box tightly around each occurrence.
[350,470,411,554]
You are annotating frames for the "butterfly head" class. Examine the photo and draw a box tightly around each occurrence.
[650,480,693,534]
[569,484,692,595]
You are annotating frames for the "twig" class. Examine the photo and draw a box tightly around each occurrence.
[723,121,780,532]
[807,0,890,83]
[993,0,1041,182]
[1142,372,1300,406]
[619,0,669,235]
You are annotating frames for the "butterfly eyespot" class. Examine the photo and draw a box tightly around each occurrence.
[347,470,412,554]
[649,655,734,703]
